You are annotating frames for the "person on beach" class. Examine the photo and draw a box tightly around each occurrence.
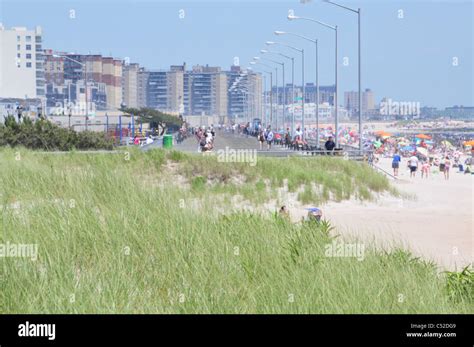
[279,205,290,220]
[444,156,451,180]
[421,160,430,179]
[439,157,445,174]
[408,154,419,178]
[392,151,401,176]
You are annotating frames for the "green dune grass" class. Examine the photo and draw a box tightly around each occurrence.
[0,148,472,313]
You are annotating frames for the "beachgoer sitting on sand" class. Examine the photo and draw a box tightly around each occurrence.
[279,205,290,219]
[306,207,323,222]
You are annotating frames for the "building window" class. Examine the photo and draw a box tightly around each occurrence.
[26,53,32,59]
[26,44,31,50]
[17,35,21,42]
[26,62,32,68]
[26,36,32,42]
[17,44,21,50]
[17,53,21,58]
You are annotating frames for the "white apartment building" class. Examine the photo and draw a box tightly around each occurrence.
[0,24,45,100]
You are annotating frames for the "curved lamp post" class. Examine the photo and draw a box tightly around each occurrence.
[288,14,339,147]
[266,41,304,138]
[275,31,319,146]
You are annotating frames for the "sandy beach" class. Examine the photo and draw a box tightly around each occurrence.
[314,158,473,270]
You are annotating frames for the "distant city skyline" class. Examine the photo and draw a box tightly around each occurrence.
[0,0,472,108]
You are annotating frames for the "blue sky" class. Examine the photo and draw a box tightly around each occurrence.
[0,0,472,108]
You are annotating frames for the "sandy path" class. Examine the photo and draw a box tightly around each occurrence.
[306,158,473,270]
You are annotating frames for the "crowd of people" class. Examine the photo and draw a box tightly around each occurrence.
[372,132,474,180]
[252,124,340,155]
[193,125,216,152]
[392,150,472,180]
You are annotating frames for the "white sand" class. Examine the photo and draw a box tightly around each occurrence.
[307,158,473,270]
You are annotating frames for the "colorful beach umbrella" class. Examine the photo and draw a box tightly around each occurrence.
[375,130,392,137]
[463,140,474,147]
[415,134,431,140]
[417,147,428,157]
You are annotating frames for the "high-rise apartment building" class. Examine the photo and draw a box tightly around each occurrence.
[273,84,335,105]
[137,68,149,108]
[245,72,262,120]
[183,65,228,117]
[212,71,228,118]
[142,67,184,114]
[101,57,123,110]
[344,88,375,116]
[44,51,123,111]
[227,65,245,118]
[44,49,64,85]
[167,66,184,114]
[146,70,168,110]
[0,24,45,100]
[122,63,140,108]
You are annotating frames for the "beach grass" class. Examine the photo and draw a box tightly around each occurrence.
[0,147,472,313]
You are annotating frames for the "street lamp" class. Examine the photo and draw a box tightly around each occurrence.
[53,54,90,130]
[255,55,284,131]
[323,0,363,151]
[254,57,278,129]
[275,31,320,147]
[266,41,304,138]
[288,14,339,147]
[250,61,273,128]
[261,49,295,133]
[244,66,267,127]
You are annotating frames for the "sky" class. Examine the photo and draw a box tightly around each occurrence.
[0,0,472,108]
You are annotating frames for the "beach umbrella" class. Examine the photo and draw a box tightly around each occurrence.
[415,134,431,140]
[375,130,392,137]
[441,140,453,148]
[463,140,474,147]
[417,147,428,157]
[373,140,382,148]
[401,145,414,151]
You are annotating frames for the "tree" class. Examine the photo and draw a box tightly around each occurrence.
[120,107,183,136]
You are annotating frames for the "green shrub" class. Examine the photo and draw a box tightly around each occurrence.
[0,116,113,151]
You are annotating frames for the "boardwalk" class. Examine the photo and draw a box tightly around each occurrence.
[174,131,294,157]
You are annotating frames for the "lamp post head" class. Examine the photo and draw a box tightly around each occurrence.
[265,41,275,45]
[249,61,256,65]
[287,14,299,20]
[260,49,268,53]
[253,56,260,60]
[274,31,286,35]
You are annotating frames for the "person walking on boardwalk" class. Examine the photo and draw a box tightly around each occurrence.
[266,128,274,151]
